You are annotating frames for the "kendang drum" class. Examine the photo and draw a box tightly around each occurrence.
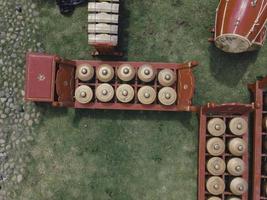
[213,0,267,53]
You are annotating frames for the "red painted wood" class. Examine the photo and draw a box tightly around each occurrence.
[25,53,57,102]
[25,53,199,112]
[249,78,267,200]
[198,103,252,200]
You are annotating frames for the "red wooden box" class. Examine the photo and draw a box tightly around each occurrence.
[198,103,254,200]
[25,52,199,112]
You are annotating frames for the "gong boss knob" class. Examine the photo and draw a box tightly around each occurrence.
[117,64,135,82]
[229,177,248,195]
[96,64,114,82]
[76,64,94,81]
[138,64,156,82]
[95,84,114,102]
[137,86,156,105]
[227,158,245,176]
[75,85,93,104]
[158,69,176,86]
[206,157,226,175]
[229,117,247,136]
[158,87,177,106]
[207,118,226,136]
[206,176,225,195]
[116,84,135,103]
[228,138,247,156]
[206,137,225,156]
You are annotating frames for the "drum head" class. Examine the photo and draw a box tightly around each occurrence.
[158,69,176,86]
[206,137,225,156]
[207,157,226,176]
[227,158,245,176]
[138,64,156,82]
[207,118,226,136]
[95,83,114,102]
[158,87,177,106]
[75,85,93,104]
[137,86,156,105]
[116,84,135,103]
[229,117,247,136]
[230,177,248,195]
[228,138,246,156]
[76,64,94,81]
[96,64,114,82]
[206,176,225,195]
[215,34,251,53]
[117,64,135,82]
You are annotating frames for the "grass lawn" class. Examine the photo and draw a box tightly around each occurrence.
[15,0,267,199]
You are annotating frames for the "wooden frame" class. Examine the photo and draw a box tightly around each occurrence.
[25,53,199,112]
[198,103,254,200]
[249,76,267,200]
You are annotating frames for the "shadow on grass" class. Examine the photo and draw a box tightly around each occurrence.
[72,109,196,130]
[208,45,259,87]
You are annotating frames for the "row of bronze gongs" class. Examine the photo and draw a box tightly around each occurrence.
[206,118,247,199]
[75,84,177,105]
[207,137,246,157]
[207,117,248,136]
[206,176,248,197]
[76,63,177,86]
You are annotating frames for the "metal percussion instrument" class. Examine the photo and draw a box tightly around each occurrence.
[75,85,93,104]
[206,176,225,195]
[95,83,114,102]
[227,197,241,200]
[207,197,221,200]
[158,69,176,86]
[228,138,247,156]
[207,118,226,136]
[230,177,248,195]
[263,116,267,131]
[264,137,267,152]
[96,64,114,82]
[137,64,156,82]
[158,87,177,106]
[117,64,135,82]
[206,137,225,156]
[229,117,247,136]
[262,182,267,196]
[207,157,226,175]
[116,84,135,103]
[137,86,156,105]
[214,0,267,53]
[76,63,94,81]
[227,158,245,176]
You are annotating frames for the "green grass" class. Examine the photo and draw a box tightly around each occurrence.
[16,0,267,199]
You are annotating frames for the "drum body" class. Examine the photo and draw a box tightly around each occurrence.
[215,0,267,53]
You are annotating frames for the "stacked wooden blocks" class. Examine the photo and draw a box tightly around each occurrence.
[88,0,120,55]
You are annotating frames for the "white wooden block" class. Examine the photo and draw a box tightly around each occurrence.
[88,34,118,46]
[88,23,118,34]
[88,13,119,24]
[88,2,119,13]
